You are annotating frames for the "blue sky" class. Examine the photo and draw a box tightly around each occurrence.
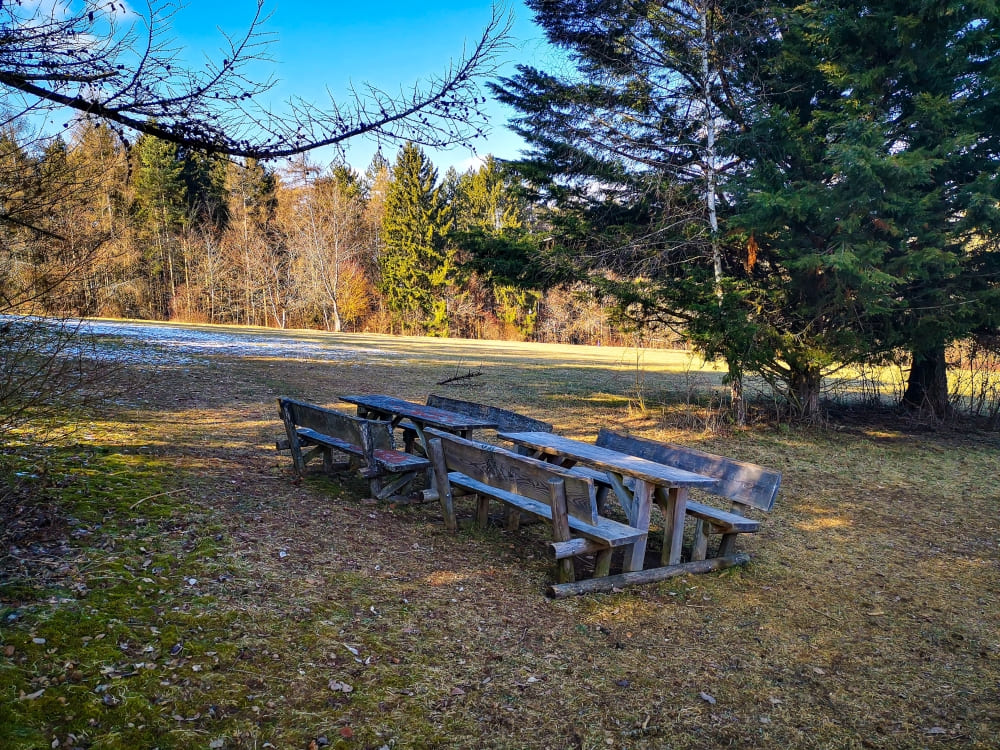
[167,1,556,174]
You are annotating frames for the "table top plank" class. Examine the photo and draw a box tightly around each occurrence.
[340,394,499,432]
[497,431,718,488]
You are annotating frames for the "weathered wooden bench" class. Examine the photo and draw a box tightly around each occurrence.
[425,394,554,433]
[595,430,781,562]
[399,394,553,453]
[425,428,646,583]
[277,397,430,500]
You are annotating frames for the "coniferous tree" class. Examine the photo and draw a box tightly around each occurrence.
[452,155,541,338]
[495,0,768,412]
[379,142,454,334]
[183,151,230,231]
[132,133,188,316]
[731,0,1000,417]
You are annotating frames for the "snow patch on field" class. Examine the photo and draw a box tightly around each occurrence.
[3,316,389,365]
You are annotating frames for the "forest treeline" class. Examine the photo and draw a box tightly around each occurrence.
[0,124,621,345]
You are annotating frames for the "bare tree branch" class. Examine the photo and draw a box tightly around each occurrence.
[0,0,512,159]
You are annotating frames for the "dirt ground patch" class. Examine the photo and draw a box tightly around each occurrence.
[2,326,999,749]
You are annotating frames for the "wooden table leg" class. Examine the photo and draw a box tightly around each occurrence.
[623,479,654,572]
[661,486,688,566]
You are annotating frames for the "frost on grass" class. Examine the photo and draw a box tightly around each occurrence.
[4,317,389,366]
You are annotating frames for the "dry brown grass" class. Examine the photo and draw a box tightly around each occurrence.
[2,328,999,749]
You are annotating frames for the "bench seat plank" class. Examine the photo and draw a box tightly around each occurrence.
[683,499,760,533]
[297,428,428,474]
[297,426,364,457]
[373,448,431,473]
[448,472,646,547]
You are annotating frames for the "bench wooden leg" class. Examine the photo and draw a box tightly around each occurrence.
[402,428,417,454]
[428,439,457,531]
[659,487,688,567]
[475,495,490,528]
[549,478,575,584]
[594,548,613,578]
[279,403,306,475]
[692,519,709,561]
[620,479,654,573]
[717,532,737,558]
[594,486,610,515]
[505,507,521,531]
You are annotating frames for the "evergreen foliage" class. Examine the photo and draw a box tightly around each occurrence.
[730,0,1000,416]
[379,143,454,335]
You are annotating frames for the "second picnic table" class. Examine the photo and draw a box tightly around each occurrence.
[497,431,718,570]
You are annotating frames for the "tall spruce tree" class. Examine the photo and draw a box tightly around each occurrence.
[451,155,542,337]
[132,133,189,316]
[494,0,770,413]
[732,0,1000,417]
[379,142,454,334]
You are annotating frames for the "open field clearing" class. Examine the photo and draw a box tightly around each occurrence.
[2,321,999,749]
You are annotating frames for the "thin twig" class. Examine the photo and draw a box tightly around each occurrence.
[437,370,484,385]
[129,488,189,510]
[806,604,842,623]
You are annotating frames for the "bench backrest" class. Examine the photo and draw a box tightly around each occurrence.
[426,428,599,525]
[596,429,781,512]
[426,394,554,434]
[278,396,394,451]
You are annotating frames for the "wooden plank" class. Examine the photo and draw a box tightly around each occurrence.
[340,394,499,432]
[594,549,613,578]
[547,554,751,598]
[549,478,575,583]
[497,431,719,489]
[372,448,430,473]
[296,427,364,457]
[692,519,710,561]
[426,394,554,433]
[428,438,457,531]
[549,538,609,560]
[278,398,307,475]
[684,499,760,533]
[447,473,645,546]
[622,479,654,572]
[426,429,600,526]
[596,429,781,511]
[662,487,688,567]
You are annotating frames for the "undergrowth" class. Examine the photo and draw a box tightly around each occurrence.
[0,443,254,750]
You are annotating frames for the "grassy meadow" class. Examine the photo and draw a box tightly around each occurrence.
[1,323,998,749]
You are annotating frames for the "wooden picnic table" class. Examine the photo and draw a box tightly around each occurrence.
[497,431,718,571]
[339,394,499,455]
